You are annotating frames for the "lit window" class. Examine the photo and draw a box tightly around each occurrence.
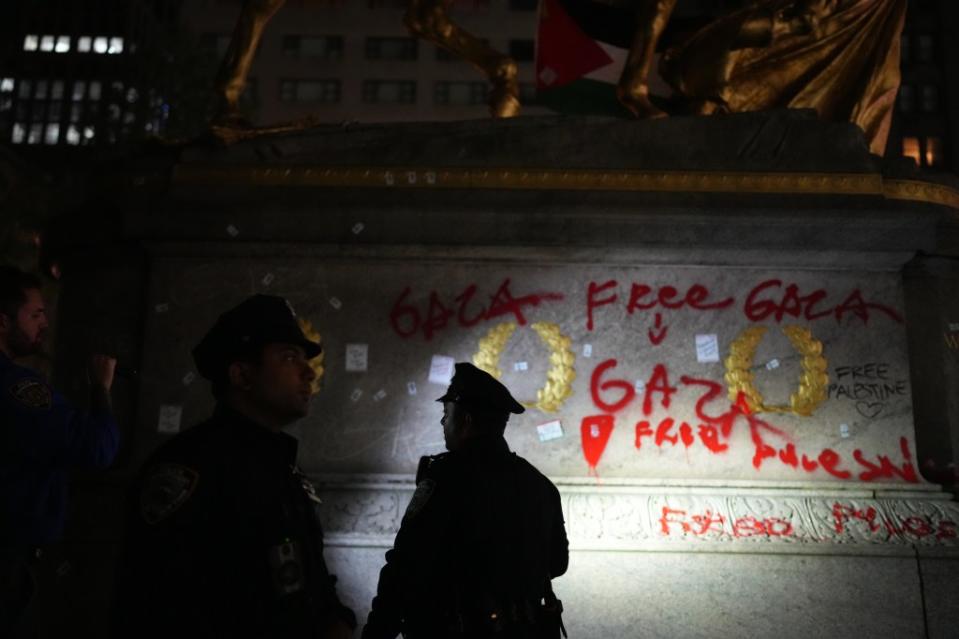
[28,124,43,144]
[23,35,39,51]
[279,79,340,103]
[365,37,418,60]
[83,126,95,142]
[89,81,102,100]
[72,81,86,101]
[926,137,943,168]
[66,125,80,145]
[40,35,55,52]
[108,37,124,54]
[94,37,108,54]
[434,81,487,105]
[902,136,920,165]
[55,36,70,53]
[78,36,92,52]
[1,78,13,92]
[362,80,416,104]
[44,123,59,145]
[126,88,139,103]
[282,35,343,59]
[12,123,26,144]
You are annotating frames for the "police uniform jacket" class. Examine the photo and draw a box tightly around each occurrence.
[0,353,118,548]
[116,404,355,638]
[363,435,568,639]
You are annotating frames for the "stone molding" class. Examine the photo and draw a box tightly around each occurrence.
[316,476,959,554]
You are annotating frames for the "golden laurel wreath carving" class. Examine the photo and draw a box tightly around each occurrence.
[724,325,828,416]
[297,317,325,395]
[472,322,576,413]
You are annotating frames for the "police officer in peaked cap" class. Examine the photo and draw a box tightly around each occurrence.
[116,294,355,639]
[362,362,569,639]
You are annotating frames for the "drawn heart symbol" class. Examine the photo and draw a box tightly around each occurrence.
[855,402,884,419]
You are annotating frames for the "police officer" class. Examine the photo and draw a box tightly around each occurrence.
[116,295,355,638]
[362,363,569,639]
[0,265,119,638]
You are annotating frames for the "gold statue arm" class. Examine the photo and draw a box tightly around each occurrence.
[214,0,287,122]
[405,0,520,118]
[616,0,678,119]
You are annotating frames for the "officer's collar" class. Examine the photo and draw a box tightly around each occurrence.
[458,434,510,458]
[213,402,299,463]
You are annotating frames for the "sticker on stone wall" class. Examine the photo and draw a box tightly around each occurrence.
[766,358,781,370]
[428,355,455,385]
[373,389,387,402]
[537,420,564,442]
[840,423,850,438]
[514,361,528,372]
[350,389,363,403]
[634,380,646,393]
[695,334,720,363]
[352,222,365,235]
[182,372,195,386]
[157,405,182,434]
[226,224,239,237]
[154,303,169,313]
[329,297,342,310]
[582,344,592,358]
[407,382,417,396]
[345,344,368,372]
[261,273,275,286]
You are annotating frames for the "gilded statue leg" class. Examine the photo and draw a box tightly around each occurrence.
[616,0,678,119]
[405,0,520,118]
[213,0,286,125]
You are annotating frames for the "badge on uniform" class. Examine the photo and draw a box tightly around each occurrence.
[9,378,52,410]
[403,479,435,521]
[268,539,305,596]
[140,464,200,525]
[291,465,322,504]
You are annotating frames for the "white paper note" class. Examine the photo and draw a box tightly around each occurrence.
[766,358,780,370]
[514,361,529,372]
[373,389,387,402]
[345,344,368,372]
[261,273,275,286]
[157,405,182,434]
[226,224,239,237]
[537,420,564,442]
[429,355,455,385]
[352,222,365,235]
[350,389,363,402]
[582,344,593,358]
[840,423,850,438]
[329,297,342,310]
[695,334,720,363]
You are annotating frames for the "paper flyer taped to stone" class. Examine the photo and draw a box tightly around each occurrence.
[345,343,368,372]
[157,405,183,434]
[429,355,455,385]
[695,334,720,363]
[537,420,564,442]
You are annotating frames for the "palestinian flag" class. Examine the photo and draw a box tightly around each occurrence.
[534,0,637,116]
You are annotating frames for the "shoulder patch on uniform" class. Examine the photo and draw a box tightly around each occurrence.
[140,463,200,525]
[403,478,435,521]
[9,378,52,410]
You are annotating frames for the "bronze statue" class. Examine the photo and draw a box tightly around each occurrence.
[210,0,906,155]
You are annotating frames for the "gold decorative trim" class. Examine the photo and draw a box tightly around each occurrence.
[472,321,576,414]
[172,165,959,210]
[297,317,325,395]
[724,325,829,417]
[883,179,959,210]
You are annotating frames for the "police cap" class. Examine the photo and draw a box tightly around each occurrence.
[436,362,525,415]
[192,295,321,380]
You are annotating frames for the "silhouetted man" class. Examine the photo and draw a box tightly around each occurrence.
[116,295,355,638]
[363,363,569,639]
[0,265,118,638]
